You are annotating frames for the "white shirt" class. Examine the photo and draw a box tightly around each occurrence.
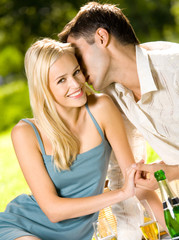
[107,41,179,165]
[104,42,179,240]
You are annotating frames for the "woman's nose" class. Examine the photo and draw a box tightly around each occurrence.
[70,77,81,87]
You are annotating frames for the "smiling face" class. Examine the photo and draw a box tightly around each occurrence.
[49,52,87,112]
[67,35,111,91]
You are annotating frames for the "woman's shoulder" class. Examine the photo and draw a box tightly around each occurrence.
[87,93,115,111]
[11,118,36,141]
[86,93,118,127]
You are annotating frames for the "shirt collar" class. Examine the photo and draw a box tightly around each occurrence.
[136,45,157,96]
[113,45,158,103]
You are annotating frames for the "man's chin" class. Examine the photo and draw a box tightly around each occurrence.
[93,83,107,92]
[87,80,105,92]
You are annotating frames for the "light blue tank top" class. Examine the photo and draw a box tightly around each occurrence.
[0,104,111,240]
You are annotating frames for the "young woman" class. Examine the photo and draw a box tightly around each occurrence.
[0,38,157,240]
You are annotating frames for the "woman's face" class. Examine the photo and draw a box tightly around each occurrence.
[49,52,87,111]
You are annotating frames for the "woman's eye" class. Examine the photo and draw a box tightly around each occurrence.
[57,78,65,84]
[74,69,81,75]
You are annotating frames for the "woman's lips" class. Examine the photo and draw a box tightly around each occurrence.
[67,89,84,98]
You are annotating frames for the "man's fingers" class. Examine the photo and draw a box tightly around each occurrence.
[135,176,158,190]
[135,183,152,191]
[135,170,141,179]
[135,163,154,173]
[135,162,167,174]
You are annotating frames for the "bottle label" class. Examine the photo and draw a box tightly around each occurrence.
[172,237,179,240]
[163,197,179,210]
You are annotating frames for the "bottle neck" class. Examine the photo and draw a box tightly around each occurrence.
[158,179,176,203]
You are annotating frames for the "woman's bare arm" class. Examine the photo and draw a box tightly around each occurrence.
[11,119,136,223]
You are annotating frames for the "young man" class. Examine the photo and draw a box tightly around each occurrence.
[58,2,179,239]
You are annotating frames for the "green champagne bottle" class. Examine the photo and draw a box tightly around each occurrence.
[154,170,179,240]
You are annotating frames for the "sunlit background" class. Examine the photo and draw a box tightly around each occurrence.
[0,0,179,211]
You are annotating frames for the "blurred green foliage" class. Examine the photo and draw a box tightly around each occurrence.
[0,80,32,132]
[107,0,179,42]
[0,0,79,80]
[0,46,23,77]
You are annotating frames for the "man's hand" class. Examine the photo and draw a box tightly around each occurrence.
[134,161,179,191]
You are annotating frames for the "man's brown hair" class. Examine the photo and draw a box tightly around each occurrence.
[58,2,139,45]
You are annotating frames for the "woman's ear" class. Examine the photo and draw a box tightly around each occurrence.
[95,28,110,47]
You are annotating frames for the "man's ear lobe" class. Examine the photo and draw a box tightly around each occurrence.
[95,28,109,47]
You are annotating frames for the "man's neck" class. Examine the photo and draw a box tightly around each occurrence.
[110,42,141,100]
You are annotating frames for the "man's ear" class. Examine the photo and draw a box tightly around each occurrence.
[95,28,110,47]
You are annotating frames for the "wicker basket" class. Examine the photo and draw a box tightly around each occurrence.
[98,205,117,235]
[98,182,117,235]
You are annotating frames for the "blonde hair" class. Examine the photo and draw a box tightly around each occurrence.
[25,38,93,171]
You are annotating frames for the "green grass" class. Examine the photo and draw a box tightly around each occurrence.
[0,129,160,212]
[0,129,30,212]
[0,80,32,211]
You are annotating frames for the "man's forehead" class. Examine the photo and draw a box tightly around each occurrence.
[67,35,87,47]
[67,35,79,44]
[67,37,88,74]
